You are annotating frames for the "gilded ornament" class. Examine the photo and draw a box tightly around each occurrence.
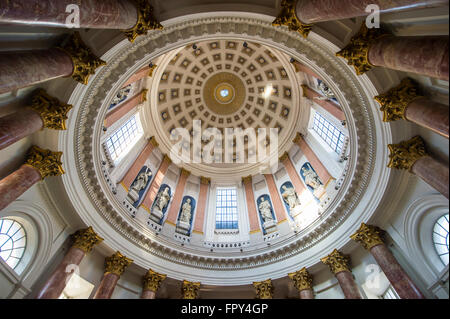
[143,269,167,292]
[182,280,201,299]
[242,175,252,185]
[350,223,384,251]
[272,0,313,38]
[200,176,211,185]
[72,226,103,253]
[148,64,157,77]
[375,78,424,122]
[387,136,428,171]
[163,154,172,164]
[320,249,350,274]
[336,24,390,75]
[57,32,106,85]
[149,136,159,147]
[104,251,133,276]
[279,152,289,163]
[141,89,149,102]
[288,267,313,292]
[124,0,163,43]
[253,279,274,299]
[24,145,64,179]
[28,89,73,130]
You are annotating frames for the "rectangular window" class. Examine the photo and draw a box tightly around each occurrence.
[106,114,143,163]
[312,112,346,154]
[215,188,238,229]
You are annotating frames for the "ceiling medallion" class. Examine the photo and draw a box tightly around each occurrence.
[214,83,235,104]
[203,72,245,115]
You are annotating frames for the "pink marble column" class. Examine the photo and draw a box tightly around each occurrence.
[300,289,315,299]
[123,66,151,87]
[368,36,449,81]
[141,290,156,299]
[93,273,120,299]
[243,176,261,233]
[141,155,172,212]
[104,90,146,128]
[335,271,362,299]
[93,252,132,299]
[264,174,289,223]
[0,49,73,94]
[0,109,43,151]
[0,0,137,29]
[301,85,345,122]
[296,0,448,24]
[193,178,210,234]
[405,98,449,139]
[280,153,306,196]
[165,169,190,225]
[411,156,449,199]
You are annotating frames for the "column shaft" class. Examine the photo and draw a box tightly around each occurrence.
[405,98,449,138]
[123,66,151,87]
[141,290,156,299]
[411,156,449,198]
[165,171,189,224]
[0,109,43,151]
[0,49,73,94]
[302,85,345,121]
[104,91,144,128]
[0,0,137,29]
[264,174,288,222]
[299,289,314,299]
[193,181,209,234]
[243,179,261,233]
[0,164,42,211]
[93,273,120,299]
[368,36,449,81]
[370,244,424,299]
[141,156,171,211]
[36,246,85,299]
[120,141,156,189]
[335,271,362,299]
[281,156,306,196]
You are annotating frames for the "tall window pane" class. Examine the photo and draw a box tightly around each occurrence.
[0,218,27,270]
[106,114,143,163]
[433,213,449,265]
[312,112,345,154]
[216,188,238,229]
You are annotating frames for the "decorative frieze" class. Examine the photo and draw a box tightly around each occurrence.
[253,279,274,299]
[143,269,167,292]
[272,0,312,38]
[288,267,313,292]
[350,223,384,251]
[124,0,163,43]
[24,145,64,179]
[387,136,428,171]
[321,249,350,274]
[28,89,73,130]
[104,251,133,276]
[72,226,103,253]
[182,280,201,299]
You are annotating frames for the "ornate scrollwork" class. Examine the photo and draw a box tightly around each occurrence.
[375,78,424,122]
[288,267,313,292]
[350,223,385,251]
[72,226,103,253]
[28,89,73,130]
[182,280,201,299]
[104,251,133,276]
[388,136,428,171]
[143,269,167,292]
[24,145,64,179]
[272,0,312,38]
[336,24,390,75]
[124,0,163,43]
[292,132,303,144]
[141,89,149,102]
[57,32,106,85]
[321,249,350,274]
[253,279,274,299]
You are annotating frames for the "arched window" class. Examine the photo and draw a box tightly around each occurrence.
[0,218,27,271]
[432,213,449,266]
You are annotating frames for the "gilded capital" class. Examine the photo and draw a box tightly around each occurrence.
[143,269,167,292]
[292,132,303,145]
[200,176,211,185]
[279,152,289,163]
[24,146,64,179]
[182,280,201,299]
[124,0,163,43]
[72,226,103,253]
[104,251,133,276]
[375,78,424,122]
[350,223,385,251]
[28,89,73,130]
[181,168,191,177]
[388,136,428,171]
[148,64,157,77]
[242,175,252,185]
[141,89,149,102]
[163,154,172,164]
[300,84,309,98]
[149,136,159,147]
[321,249,351,274]
[253,279,274,299]
[336,24,390,75]
[57,32,106,85]
[272,0,312,38]
[288,267,313,292]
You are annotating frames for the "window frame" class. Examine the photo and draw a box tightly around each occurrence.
[432,213,449,266]
[0,218,27,272]
[312,111,346,155]
[215,187,239,230]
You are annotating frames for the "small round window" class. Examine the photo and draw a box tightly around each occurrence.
[0,218,27,270]
[432,213,449,266]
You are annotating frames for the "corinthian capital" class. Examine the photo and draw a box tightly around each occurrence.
[24,146,64,179]
[182,280,201,299]
[375,78,424,122]
[104,251,133,276]
[253,279,274,299]
[143,269,167,293]
[321,249,350,274]
[72,226,103,253]
[288,267,313,292]
[28,89,73,130]
[388,136,428,171]
[124,0,163,43]
[272,0,312,38]
[350,223,384,250]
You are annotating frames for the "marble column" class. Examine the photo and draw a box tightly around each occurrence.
[0,146,64,211]
[141,155,172,212]
[104,89,148,128]
[181,280,201,299]
[165,168,190,225]
[375,78,449,139]
[351,223,425,299]
[321,249,362,299]
[36,227,103,299]
[264,174,289,223]
[0,89,72,151]
[120,137,158,190]
[0,33,105,94]
[93,251,133,299]
[388,136,449,198]
[242,176,261,234]
[193,177,210,235]
[288,267,314,299]
[141,269,166,299]
[280,152,306,196]
[253,279,274,299]
[337,24,449,80]
[301,84,345,122]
